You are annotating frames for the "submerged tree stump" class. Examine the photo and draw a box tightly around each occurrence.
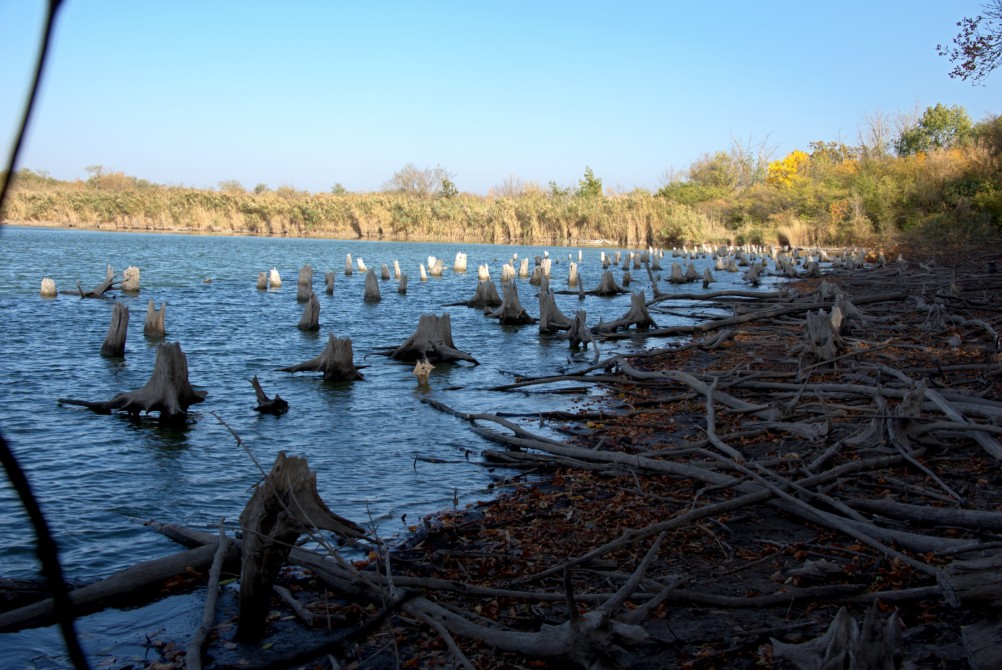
[237,452,367,641]
[256,272,267,290]
[454,252,467,272]
[363,269,381,303]
[487,281,536,325]
[40,277,57,298]
[594,291,658,333]
[389,314,479,364]
[324,271,335,295]
[357,257,368,273]
[279,334,363,381]
[59,342,207,422]
[100,303,129,357]
[143,299,166,338]
[380,263,391,280]
[297,292,320,331]
[75,264,119,298]
[250,375,288,414]
[296,264,313,302]
[561,309,594,348]
[518,258,530,278]
[398,273,408,294]
[592,270,627,296]
[269,268,282,288]
[460,279,502,308]
[344,254,353,276]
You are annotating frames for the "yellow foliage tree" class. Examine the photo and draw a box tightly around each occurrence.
[766,150,810,187]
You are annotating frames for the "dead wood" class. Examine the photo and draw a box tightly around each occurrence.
[398,272,408,294]
[122,266,140,293]
[186,524,229,670]
[256,271,267,290]
[250,375,289,414]
[237,452,367,641]
[389,314,479,365]
[538,287,574,334]
[296,264,313,302]
[0,541,239,632]
[325,271,335,295]
[297,292,320,331]
[363,268,380,302]
[279,333,363,381]
[963,617,1002,670]
[74,264,119,298]
[144,299,166,338]
[486,281,536,325]
[561,309,595,349]
[449,279,501,308]
[59,342,207,422]
[593,291,657,333]
[100,302,129,357]
[590,270,628,296]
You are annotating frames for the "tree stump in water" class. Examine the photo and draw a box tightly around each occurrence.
[390,314,479,364]
[296,265,313,302]
[143,299,166,338]
[324,271,334,295]
[592,270,627,296]
[539,287,573,334]
[454,252,467,272]
[59,342,207,423]
[363,269,381,303]
[237,452,366,641]
[122,266,140,293]
[420,264,428,281]
[702,267,714,289]
[100,302,129,357]
[487,281,536,325]
[428,257,444,276]
[393,260,401,279]
[501,263,516,284]
[561,309,594,348]
[477,264,490,281]
[269,268,282,288]
[279,334,363,381]
[594,291,657,333]
[568,262,579,287]
[250,375,288,414]
[622,270,632,286]
[518,258,530,278]
[357,257,368,273]
[380,263,391,280]
[256,272,267,290]
[297,292,320,331]
[344,254,353,276]
[398,273,408,294]
[462,280,502,308]
[40,277,56,298]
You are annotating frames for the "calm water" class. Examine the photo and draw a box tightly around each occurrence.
[0,226,781,667]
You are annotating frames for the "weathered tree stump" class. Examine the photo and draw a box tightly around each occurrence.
[59,342,207,422]
[296,265,313,302]
[237,452,367,641]
[539,287,574,334]
[561,309,594,348]
[501,263,516,284]
[297,292,320,331]
[744,264,762,286]
[121,266,140,293]
[389,314,479,364]
[460,279,502,308]
[398,273,408,294]
[454,252,467,272]
[324,271,335,295]
[622,271,632,286]
[568,262,579,287]
[393,259,401,279]
[594,291,657,333]
[143,299,166,338]
[792,309,844,368]
[40,277,56,298]
[268,268,282,288]
[668,262,686,284]
[685,262,698,282]
[380,263,391,280]
[528,266,542,286]
[420,264,427,281]
[428,257,444,276]
[702,267,714,289]
[256,272,267,290]
[357,257,368,273]
[477,264,490,281]
[487,281,536,325]
[279,334,363,381]
[518,258,530,278]
[344,254,353,276]
[592,270,627,296]
[363,269,381,303]
[250,375,288,414]
[100,302,129,357]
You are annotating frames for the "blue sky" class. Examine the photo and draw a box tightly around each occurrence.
[1,1,998,195]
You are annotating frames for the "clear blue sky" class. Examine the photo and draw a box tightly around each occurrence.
[1,1,998,195]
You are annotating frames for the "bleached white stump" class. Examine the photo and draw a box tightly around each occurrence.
[40,277,57,298]
[122,266,141,293]
[269,268,282,288]
[345,254,353,276]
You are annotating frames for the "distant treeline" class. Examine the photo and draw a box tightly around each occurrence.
[3,106,999,248]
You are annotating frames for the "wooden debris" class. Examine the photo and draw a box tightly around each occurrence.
[594,291,657,333]
[250,375,289,414]
[363,268,380,303]
[486,281,536,325]
[297,292,320,331]
[39,277,56,297]
[389,314,479,365]
[143,299,166,338]
[296,264,313,302]
[75,264,118,298]
[121,266,140,293]
[100,302,129,357]
[279,333,363,382]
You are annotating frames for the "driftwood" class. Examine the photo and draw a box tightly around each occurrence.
[237,452,367,640]
[250,375,289,414]
[59,342,207,422]
[297,264,313,302]
[75,264,118,298]
[363,268,381,303]
[279,333,363,381]
[486,281,536,325]
[389,314,479,365]
[594,291,657,333]
[297,292,320,331]
[186,524,229,670]
[100,302,129,357]
[144,299,166,338]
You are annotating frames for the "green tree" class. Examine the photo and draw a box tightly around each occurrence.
[330,182,348,195]
[439,178,458,198]
[253,183,269,194]
[938,0,1002,83]
[896,104,973,155]
[548,181,572,198]
[576,166,603,198]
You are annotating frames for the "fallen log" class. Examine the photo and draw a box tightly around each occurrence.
[389,314,479,365]
[59,342,207,422]
[0,542,239,633]
[237,452,367,641]
[100,302,129,357]
[279,333,363,381]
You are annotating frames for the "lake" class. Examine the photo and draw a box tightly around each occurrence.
[0,225,782,667]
